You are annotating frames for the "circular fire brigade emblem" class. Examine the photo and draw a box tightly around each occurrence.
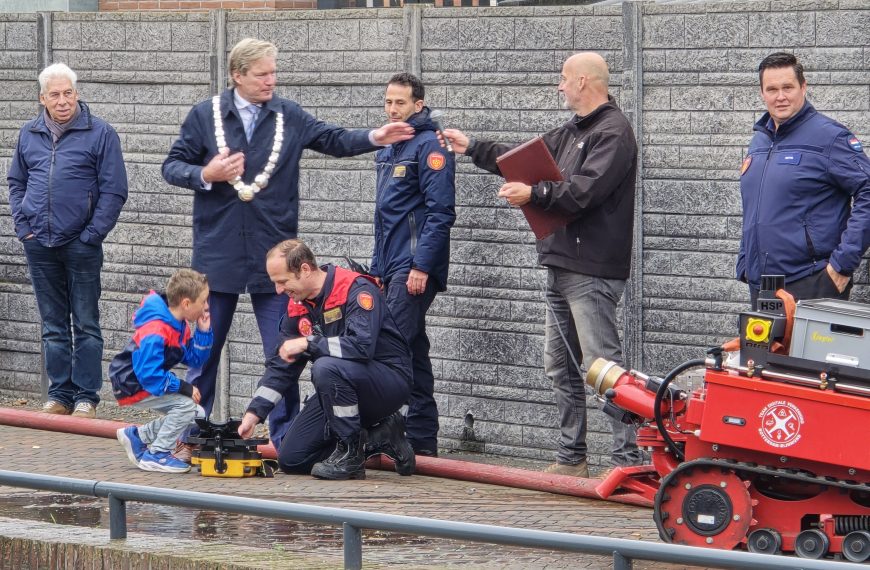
[357,292,374,311]
[427,152,446,171]
[298,317,313,337]
[758,400,804,448]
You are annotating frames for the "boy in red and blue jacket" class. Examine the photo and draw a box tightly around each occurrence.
[109,269,213,473]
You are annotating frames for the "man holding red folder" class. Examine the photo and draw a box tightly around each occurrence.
[442,52,641,476]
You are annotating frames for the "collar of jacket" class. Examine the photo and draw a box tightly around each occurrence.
[385,107,437,153]
[222,88,285,120]
[407,107,437,133]
[304,264,337,310]
[30,100,93,134]
[753,100,816,139]
[571,95,618,129]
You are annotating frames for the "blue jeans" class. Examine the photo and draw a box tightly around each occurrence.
[544,267,642,467]
[183,291,299,448]
[23,238,104,407]
[133,393,205,453]
[384,271,438,453]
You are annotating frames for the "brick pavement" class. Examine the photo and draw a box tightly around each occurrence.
[0,424,701,569]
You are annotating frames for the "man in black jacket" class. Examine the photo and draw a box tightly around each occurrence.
[442,52,642,477]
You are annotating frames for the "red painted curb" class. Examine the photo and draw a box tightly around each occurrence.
[0,406,651,508]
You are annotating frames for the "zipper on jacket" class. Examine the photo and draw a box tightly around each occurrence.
[751,139,776,282]
[48,140,57,241]
[374,156,393,273]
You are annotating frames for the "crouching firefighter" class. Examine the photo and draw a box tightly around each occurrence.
[238,239,416,480]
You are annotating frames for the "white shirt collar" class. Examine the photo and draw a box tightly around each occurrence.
[233,90,259,112]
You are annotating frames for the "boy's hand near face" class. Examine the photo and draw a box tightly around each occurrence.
[197,307,211,332]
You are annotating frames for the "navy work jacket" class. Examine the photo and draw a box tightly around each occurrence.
[8,101,128,247]
[246,264,412,421]
[371,108,456,291]
[738,102,870,289]
[162,89,378,294]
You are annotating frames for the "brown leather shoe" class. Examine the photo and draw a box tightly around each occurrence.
[173,441,197,464]
[545,461,590,478]
[71,401,96,418]
[41,400,71,415]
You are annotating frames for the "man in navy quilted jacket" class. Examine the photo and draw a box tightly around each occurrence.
[369,73,456,457]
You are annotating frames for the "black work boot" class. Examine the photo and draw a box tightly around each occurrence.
[311,434,366,480]
[365,411,416,476]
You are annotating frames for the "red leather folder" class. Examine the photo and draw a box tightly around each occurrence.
[495,136,573,239]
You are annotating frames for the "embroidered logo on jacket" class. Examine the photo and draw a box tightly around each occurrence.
[740,155,752,175]
[393,165,406,177]
[357,292,374,311]
[324,307,343,324]
[298,318,313,337]
[848,136,863,152]
[427,152,446,171]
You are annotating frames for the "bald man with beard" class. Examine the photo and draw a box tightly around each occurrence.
[442,53,642,477]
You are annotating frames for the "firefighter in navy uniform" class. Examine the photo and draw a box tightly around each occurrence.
[238,239,415,480]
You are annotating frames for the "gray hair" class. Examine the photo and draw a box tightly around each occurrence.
[38,63,77,94]
[228,38,277,87]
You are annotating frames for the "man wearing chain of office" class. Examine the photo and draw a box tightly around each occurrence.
[162,38,413,452]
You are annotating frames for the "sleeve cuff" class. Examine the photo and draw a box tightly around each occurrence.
[199,170,212,190]
[178,382,194,398]
[368,130,384,147]
[465,136,477,156]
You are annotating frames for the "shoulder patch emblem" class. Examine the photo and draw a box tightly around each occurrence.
[357,291,374,311]
[848,136,863,152]
[298,318,313,337]
[427,152,446,171]
[740,155,752,176]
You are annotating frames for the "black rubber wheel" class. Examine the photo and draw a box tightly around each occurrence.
[794,529,829,559]
[843,530,870,563]
[747,528,782,555]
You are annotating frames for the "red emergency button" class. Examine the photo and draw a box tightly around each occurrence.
[745,317,771,343]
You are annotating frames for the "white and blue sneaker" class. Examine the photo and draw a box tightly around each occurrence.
[138,450,191,473]
[117,426,147,467]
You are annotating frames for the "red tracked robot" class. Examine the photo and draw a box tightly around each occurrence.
[587,276,870,562]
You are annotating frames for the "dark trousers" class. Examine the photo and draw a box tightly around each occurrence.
[384,272,439,453]
[277,357,411,474]
[184,290,299,446]
[749,268,852,308]
[23,239,104,407]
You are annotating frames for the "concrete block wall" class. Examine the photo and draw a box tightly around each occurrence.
[0,13,43,400]
[0,1,867,465]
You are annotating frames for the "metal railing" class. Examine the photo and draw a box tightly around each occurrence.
[0,469,864,570]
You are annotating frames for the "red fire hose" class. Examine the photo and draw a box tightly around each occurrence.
[1,407,651,508]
